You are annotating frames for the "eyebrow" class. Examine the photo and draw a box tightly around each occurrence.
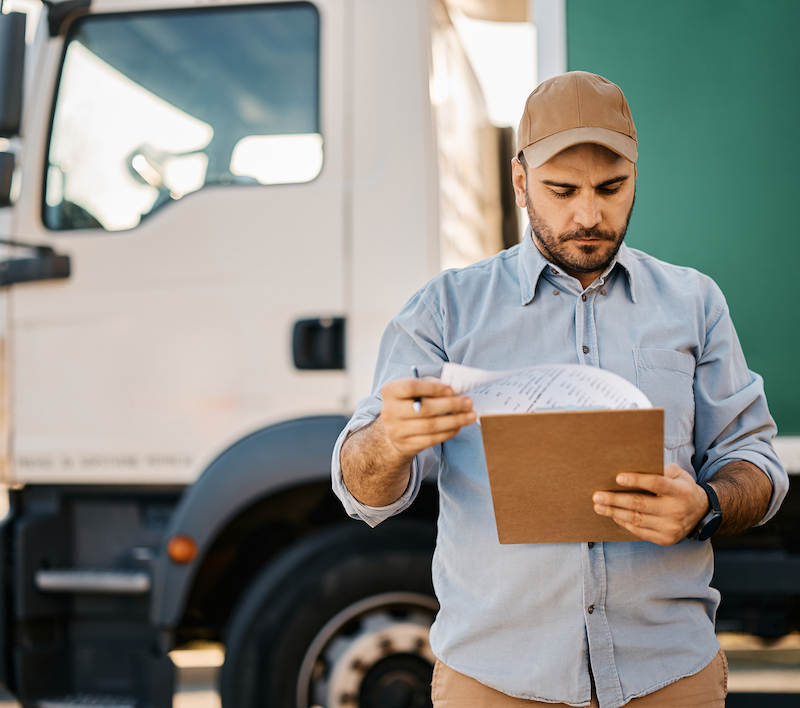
[541,175,630,189]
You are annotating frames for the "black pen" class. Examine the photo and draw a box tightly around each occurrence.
[412,365,422,413]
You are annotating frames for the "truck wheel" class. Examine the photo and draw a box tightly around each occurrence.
[219,520,438,708]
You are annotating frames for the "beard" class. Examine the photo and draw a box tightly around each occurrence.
[526,187,634,276]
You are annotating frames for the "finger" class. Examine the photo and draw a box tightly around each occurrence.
[615,472,679,496]
[606,517,677,546]
[402,425,472,449]
[392,395,473,419]
[389,410,477,438]
[593,501,658,529]
[594,494,690,539]
[385,411,477,455]
[382,378,455,401]
[592,490,657,516]
[594,501,686,542]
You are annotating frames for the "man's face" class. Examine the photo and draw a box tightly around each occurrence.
[511,144,636,287]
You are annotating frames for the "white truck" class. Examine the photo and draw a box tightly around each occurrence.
[0,0,524,705]
[3,1,799,706]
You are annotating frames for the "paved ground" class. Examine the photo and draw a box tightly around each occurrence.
[721,632,800,694]
[173,646,223,708]
[1,633,797,707]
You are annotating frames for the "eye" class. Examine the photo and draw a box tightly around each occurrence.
[551,189,574,199]
[598,180,626,195]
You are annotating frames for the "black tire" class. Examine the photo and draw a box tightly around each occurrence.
[219,519,438,708]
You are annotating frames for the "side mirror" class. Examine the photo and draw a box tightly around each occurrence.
[0,11,26,137]
[0,152,13,207]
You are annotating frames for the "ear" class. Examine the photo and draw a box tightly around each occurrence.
[511,157,528,210]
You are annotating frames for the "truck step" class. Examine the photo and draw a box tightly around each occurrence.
[37,696,136,708]
[34,568,151,594]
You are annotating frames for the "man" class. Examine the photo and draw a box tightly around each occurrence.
[331,72,787,707]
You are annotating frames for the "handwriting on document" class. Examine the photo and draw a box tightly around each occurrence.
[440,363,652,417]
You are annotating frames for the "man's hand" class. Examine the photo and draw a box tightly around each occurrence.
[379,378,476,459]
[591,464,709,545]
[592,460,772,545]
[340,377,476,507]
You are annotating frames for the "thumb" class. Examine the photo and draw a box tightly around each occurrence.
[664,463,688,480]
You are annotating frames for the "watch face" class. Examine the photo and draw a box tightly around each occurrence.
[697,512,723,541]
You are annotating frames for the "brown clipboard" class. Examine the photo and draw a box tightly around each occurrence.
[480,408,664,544]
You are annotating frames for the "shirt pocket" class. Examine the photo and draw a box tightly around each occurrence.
[634,348,696,450]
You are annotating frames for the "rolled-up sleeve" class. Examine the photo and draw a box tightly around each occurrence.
[331,289,447,526]
[693,284,788,524]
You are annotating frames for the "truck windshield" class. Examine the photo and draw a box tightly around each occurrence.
[44,2,320,232]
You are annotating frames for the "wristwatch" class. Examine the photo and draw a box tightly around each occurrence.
[688,482,722,541]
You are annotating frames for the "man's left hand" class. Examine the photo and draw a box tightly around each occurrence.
[592,464,709,545]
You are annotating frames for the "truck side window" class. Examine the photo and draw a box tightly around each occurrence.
[44,2,321,232]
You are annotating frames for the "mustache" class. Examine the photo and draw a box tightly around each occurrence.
[561,227,618,242]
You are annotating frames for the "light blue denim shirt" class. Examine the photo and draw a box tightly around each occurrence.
[331,230,788,708]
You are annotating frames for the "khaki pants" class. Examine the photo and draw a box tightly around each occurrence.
[432,650,728,707]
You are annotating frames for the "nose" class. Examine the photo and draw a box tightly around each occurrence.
[573,191,601,229]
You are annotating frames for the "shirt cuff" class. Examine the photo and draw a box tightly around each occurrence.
[339,457,421,528]
[699,446,788,526]
[331,415,423,528]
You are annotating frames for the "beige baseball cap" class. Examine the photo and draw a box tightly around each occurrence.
[517,71,638,168]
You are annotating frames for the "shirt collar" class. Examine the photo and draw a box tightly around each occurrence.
[517,226,637,305]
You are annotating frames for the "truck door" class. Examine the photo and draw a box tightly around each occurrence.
[9,0,348,485]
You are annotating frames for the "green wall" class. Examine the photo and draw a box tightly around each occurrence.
[566,0,800,434]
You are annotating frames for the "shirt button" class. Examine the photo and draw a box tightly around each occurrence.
[553,289,559,296]
[600,289,607,296]
[551,268,558,275]
[582,345,589,354]
[581,294,587,302]
[588,605,595,614]
[588,542,594,548]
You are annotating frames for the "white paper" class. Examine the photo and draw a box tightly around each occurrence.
[440,362,652,416]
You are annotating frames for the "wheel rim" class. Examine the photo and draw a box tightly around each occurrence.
[296,591,439,708]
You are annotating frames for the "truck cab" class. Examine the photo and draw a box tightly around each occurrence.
[0,0,521,705]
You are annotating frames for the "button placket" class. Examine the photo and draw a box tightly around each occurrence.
[575,295,587,363]
[582,289,599,366]
[581,542,620,705]
[576,287,601,365]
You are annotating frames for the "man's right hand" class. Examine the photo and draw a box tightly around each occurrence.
[379,378,476,459]
[340,377,476,507]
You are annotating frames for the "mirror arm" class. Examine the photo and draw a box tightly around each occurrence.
[42,0,92,37]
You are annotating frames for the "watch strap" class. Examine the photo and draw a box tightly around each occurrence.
[689,482,722,541]
[700,482,721,515]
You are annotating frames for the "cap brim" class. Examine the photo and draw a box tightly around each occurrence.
[521,127,638,168]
